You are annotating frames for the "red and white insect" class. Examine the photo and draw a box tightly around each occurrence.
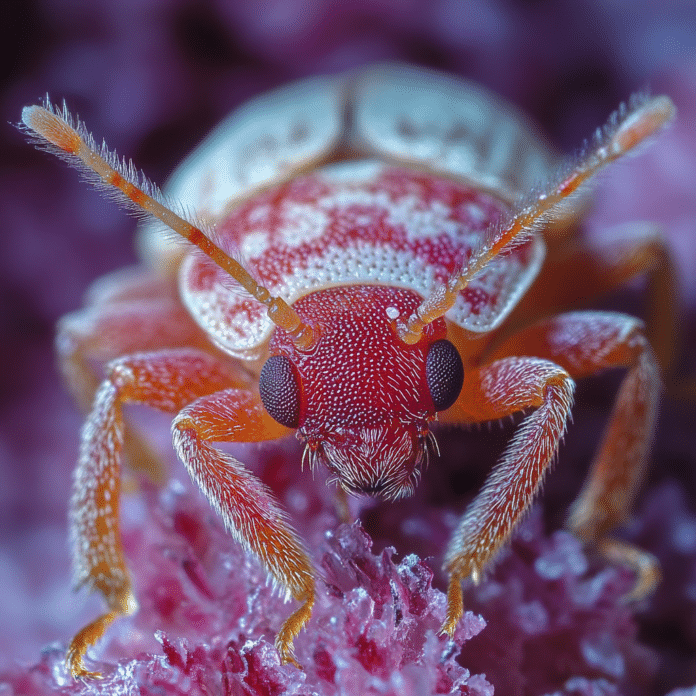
[22,64,675,678]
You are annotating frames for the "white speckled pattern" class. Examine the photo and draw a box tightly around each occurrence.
[180,161,544,356]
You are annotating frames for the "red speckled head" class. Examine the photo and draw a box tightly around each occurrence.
[265,284,450,500]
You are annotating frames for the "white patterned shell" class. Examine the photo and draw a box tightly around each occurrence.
[138,64,555,266]
[351,64,555,199]
[136,64,555,355]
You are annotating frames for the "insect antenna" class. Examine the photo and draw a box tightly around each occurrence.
[20,101,314,350]
[397,93,676,344]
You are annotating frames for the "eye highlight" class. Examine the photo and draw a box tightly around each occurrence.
[426,339,464,411]
[259,355,302,428]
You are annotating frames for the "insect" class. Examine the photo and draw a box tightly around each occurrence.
[22,64,675,679]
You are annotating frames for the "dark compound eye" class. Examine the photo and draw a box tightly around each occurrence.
[426,339,464,411]
[259,355,302,428]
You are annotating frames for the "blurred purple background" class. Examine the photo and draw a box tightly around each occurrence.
[1,0,696,692]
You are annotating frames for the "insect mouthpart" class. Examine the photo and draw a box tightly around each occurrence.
[305,422,431,501]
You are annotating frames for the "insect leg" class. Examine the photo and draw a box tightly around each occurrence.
[172,391,314,668]
[68,348,240,678]
[489,311,661,599]
[57,297,217,483]
[57,297,210,411]
[440,357,575,636]
[509,222,677,374]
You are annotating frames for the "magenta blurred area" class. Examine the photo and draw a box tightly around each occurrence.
[1,0,695,693]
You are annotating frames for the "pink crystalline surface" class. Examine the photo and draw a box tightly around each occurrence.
[2,446,494,696]
[2,432,695,696]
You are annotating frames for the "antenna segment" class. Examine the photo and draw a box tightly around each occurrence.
[21,102,314,350]
[397,94,676,345]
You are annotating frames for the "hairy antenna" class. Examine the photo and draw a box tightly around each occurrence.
[397,94,676,344]
[21,100,314,349]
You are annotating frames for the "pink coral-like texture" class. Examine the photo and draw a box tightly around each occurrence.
[3,437,694,695]
[1,464,494,696]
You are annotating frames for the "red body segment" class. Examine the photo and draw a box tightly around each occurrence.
[274,285,445,429]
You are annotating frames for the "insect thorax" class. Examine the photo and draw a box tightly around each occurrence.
[179,160,543,358]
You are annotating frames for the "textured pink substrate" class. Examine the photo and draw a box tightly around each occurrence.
[1,442,694,696]
[2,0,696,694]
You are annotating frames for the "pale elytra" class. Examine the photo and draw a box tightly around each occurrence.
[21,64,676,678]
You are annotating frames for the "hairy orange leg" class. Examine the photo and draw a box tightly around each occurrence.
[57,298,217,483]
[490,311,661,599]
[440,357,575,635]
[171,391,314,668]
[513,222,677,373]
[68,348,242,678]
[57,298,211,411]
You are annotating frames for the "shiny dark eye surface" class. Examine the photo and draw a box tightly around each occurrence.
[426,339,464,411]
[259,355,302,428]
